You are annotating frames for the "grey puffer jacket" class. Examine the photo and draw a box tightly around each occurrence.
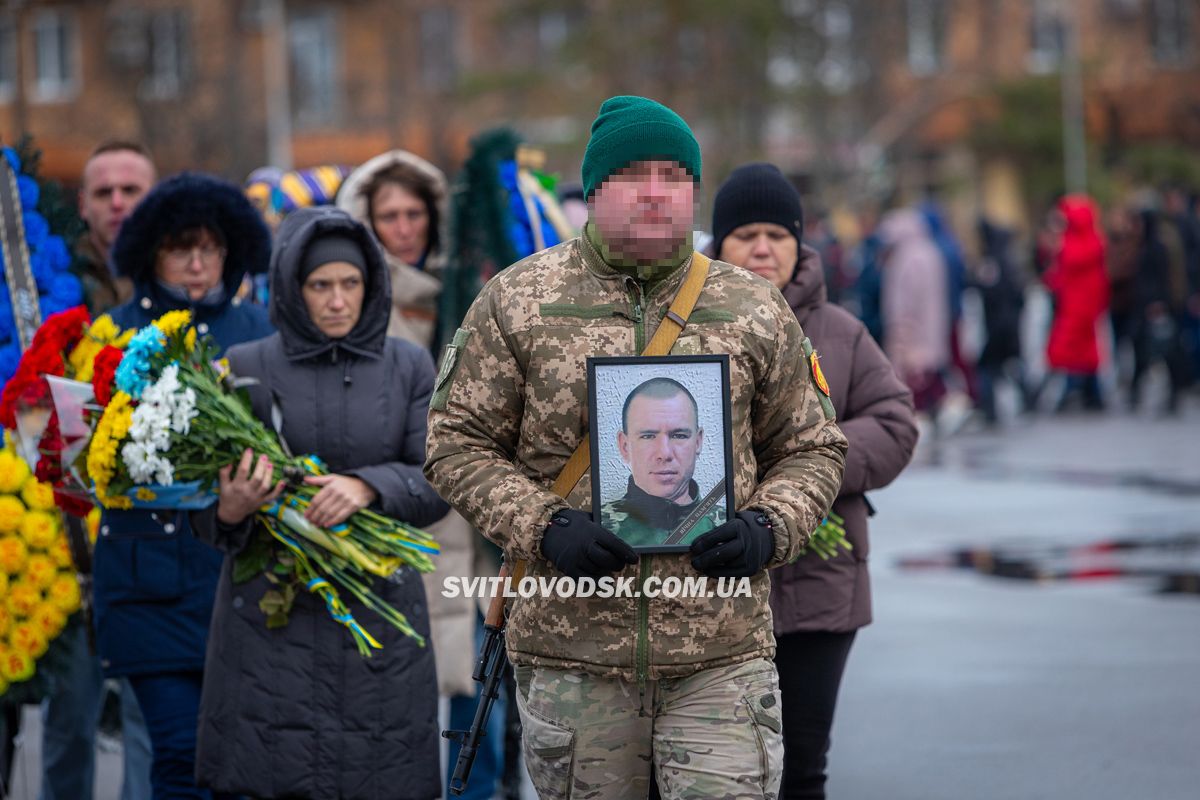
[770,246,918,634]
[193,206,446,799]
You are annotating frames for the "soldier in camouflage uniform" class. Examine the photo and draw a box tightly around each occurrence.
[425,96,847,800]
[599,377,725,548]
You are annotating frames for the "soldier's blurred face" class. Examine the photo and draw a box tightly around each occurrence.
[370,182,430,266]
[617,392,703,505]
[719,222,798,290]
[80,150,156,256]
[590,160,694,262]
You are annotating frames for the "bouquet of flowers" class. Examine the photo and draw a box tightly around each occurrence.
[84,310,438,655]
[0,306,132,516]
[801,512,851,561]
[0,436,83,701]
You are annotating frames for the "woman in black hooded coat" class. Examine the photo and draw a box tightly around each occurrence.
[191,206,447,799]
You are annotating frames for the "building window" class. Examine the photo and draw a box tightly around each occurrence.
[420,7,458,92]
[142,10,188,99]
[907,0,945,76]
[1027,0,1064,73]
[0,15,16,102]
[31,10,78,102]
[288,10,338,127]
[1151,0,1192,66]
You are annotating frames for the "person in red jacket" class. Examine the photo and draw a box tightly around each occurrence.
[1043,194,1110,411]
[712,163,919,799]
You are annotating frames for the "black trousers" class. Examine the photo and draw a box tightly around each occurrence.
[774,629,858,800]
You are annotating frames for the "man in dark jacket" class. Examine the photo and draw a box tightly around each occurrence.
[93,173,274,798]
[713,163,918,800]
[74,141,156,313]
[191,206,445,800]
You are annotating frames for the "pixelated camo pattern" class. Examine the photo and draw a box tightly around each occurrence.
[425,235,847,678]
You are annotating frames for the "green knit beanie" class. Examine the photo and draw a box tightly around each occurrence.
[581,96,702,198]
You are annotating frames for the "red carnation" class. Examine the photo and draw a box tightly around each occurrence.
[54,490,94,518]
[92,346,125,408]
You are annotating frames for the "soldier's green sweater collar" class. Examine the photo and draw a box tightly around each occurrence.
[583,222,692,284]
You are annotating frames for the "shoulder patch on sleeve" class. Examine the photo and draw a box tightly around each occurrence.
[801,336,836,421]
[431,327,471,411]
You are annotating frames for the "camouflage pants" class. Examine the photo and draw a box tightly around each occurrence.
[513,658,783,799]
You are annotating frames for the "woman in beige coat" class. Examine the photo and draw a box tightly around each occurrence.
[337,151,484,702]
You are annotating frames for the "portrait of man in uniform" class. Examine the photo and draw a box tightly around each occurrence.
[589,356,733,551]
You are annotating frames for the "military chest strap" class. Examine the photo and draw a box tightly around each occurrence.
[549,251,712,500]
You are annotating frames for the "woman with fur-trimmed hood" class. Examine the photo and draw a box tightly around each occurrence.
[336,150,447,348]
[337,152,485,708]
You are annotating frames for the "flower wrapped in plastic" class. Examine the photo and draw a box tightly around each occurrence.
[0,306,133,517]
[84,311,439,654]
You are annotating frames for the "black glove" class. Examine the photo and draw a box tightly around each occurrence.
[689,510,776,578]
[540,509,639,579]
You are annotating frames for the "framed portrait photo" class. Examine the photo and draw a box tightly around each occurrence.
[587,355,735,554]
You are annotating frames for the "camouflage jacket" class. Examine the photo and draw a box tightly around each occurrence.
[425,235,847,680]
[599,478,724,548]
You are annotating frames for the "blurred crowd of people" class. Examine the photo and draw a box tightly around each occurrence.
[798,187,1200,433]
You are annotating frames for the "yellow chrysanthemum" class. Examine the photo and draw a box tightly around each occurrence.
[0,495,26,535]
[23,554,57,590]
[0,569,7,596]
[0,644,34,683]
[0,604,11,638]
[8,621,48,659]
[135,487,158,502]
[114,328,135,348]
[31,602,67,640]
[0,450,31,495]
[86,507,101,545]
[6,581,41,617]
[20,479,56,512]
[48,575,82,614]
[184,327,197,351]
[18,510,59,550]
[68,334,105,382]
[0,535,28,574]
[154,310,192,338]
[88,392,134,509]
[88,314,121,343]
[48,536,74,569]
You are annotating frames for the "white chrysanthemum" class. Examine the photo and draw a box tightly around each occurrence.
[170,387,198,435]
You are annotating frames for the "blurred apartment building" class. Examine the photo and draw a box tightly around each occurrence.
[0,0,1193,224]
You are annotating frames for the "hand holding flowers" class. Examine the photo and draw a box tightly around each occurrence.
[302,474,377,528]
[217,449,285,526]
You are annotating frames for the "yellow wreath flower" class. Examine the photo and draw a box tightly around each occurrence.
[0,535,28,573]
[0,450,30,495]
[48,535,73,569]
[24,554,57,590]
[0,495,26,535]
[0,571,8,601]
[19,480,56,512]
[48,574,82,614]
[0,602,11,637]
[18,509,59,550]
[9,621,48,659]
[31,602,67,640]
[0,644,34,683]
[5,581,41,617]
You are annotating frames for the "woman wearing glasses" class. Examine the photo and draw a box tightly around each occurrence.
[93,173,274,798]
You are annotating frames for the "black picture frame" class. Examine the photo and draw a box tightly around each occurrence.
[587,354,735,554]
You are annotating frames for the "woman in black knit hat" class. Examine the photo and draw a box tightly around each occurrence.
[713,163,919,800]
